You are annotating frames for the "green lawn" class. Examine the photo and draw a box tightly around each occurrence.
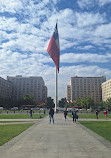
[0,114,47,119]
[0,121,26,123]
[79,121,111,142]
[0,123,34,146]
[68,113,111,119]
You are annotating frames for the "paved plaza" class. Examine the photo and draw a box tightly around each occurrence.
[0,114,111,158]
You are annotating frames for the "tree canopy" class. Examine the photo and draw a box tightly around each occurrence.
[46,97,54,109]
[22,94,35,105]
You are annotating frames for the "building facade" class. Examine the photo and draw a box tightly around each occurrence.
[7,75,47,103]
[102,79,111,101]
[66,76,106,103]
[0,77,12,98]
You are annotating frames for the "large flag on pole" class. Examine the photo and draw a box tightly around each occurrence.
[47,23,60,73]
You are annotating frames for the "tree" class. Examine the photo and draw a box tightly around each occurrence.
[84,97,94,110]
[0,96,13,109]
[46,97,54,109]
[96,101,105,110]
[22,95,35,105]
[77,97,94,110]
[105,98,111,111]
[59,98,66,108]
[77,98,84,108]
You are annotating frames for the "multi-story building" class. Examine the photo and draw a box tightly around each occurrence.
[102,79,111,101]
[66,76,106,103]
[7,75,47,103]
[0,77,12,98]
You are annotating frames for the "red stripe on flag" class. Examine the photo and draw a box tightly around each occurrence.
[47,36,60,72]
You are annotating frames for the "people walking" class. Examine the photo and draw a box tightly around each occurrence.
[72,110,77,123]
[96,110,99,119]
[29,109,32,119]
[49,108,54,124]
[64,108,68,120]
[104,110,108,119]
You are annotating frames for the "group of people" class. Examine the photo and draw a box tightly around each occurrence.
[30,108,108,123]
[64,108,78,123]
[96,109,108,119]
[48,107,78,124]
[104,110,108,119]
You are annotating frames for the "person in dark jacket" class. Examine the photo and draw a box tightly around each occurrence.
[96,110,99,119]
[49,108,54,124]
[72,110,77,123]
[29,109,32,119]
[64,108,68,120]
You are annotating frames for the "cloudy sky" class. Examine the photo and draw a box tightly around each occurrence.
[0,0,111,100]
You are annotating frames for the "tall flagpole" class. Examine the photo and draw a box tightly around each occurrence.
[55,67,58,112]
[47,20,59,112]
[55,19,58,112]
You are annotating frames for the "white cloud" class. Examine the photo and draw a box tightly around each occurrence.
[79,45,94,50]
[60,53,110,63]
[0,0,23,13]
[0,50,110,99]
[77,0,96,9]
[0,5,109,52]
[77,0,111,8]
[94,23,111,38]
[46,10,107,50]
[0,17,19,32]
[58,65,111,99]
[1,32,48,53]
[0,49,50,80]
[98,0,111,6]
[76,12,105,27]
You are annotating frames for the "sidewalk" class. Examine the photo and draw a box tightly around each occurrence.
[0,114,111,158]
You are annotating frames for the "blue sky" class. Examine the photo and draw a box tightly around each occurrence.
[0,0,111,100]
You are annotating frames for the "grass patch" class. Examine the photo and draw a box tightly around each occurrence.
[68,113,109,119]
[0,121,26,123]
[79,121,111,142]
[0,114,47,119]
[0,123,34,146]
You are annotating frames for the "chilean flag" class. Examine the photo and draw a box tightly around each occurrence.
[47,23,60,73]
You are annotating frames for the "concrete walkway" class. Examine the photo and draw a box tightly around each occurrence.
[0,114,111,158]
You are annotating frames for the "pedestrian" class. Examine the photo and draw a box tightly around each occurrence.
[96,110,99,119]
[29,109,32,118]
[106,110,108,116]
[64,107,68,120]
[72,110,77,123]
[104,110,107,119]
[49,108,54,124]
